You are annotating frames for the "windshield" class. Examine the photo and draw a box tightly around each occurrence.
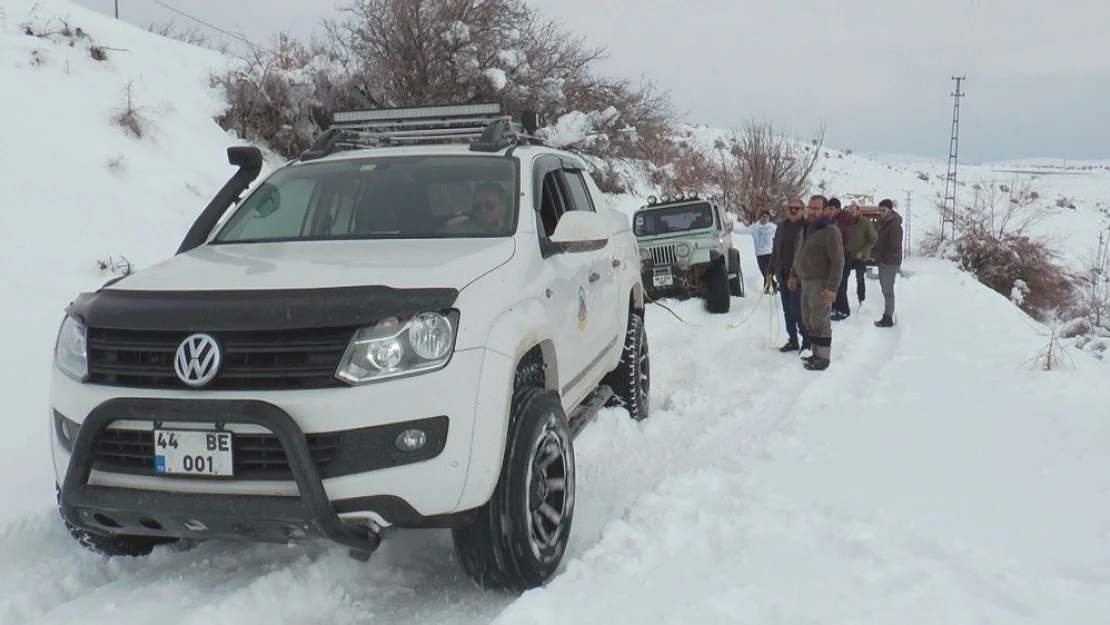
[212,155,519,243]
[633,203,716,236]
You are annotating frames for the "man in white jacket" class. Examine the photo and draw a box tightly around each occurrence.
[736,210,778,292]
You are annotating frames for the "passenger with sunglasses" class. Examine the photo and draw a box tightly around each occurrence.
[769,199,810,352]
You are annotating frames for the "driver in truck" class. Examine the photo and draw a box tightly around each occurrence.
[445,181,510,232]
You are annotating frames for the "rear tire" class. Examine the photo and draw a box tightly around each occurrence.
[602,311,650,421]
[452,388,575,591]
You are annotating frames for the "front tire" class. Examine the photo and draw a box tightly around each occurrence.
[728,248,745,297]
[705,258,731,314]
[452,388,575,591]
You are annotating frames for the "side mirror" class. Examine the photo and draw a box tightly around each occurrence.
[550,211,609,244]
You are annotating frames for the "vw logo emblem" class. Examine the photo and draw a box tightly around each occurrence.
[174,333,222,387]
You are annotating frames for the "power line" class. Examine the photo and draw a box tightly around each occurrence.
[147,0,252,44]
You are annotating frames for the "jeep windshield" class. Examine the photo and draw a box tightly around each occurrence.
[633,203,715,236]
[212,155,519,243]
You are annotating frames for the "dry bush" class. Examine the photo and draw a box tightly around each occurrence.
[212,0,677,192]
[212,33,348,158]
[714,119,824,223]
[1064,234,1110,333]
[113,80,155,138]
[921,180,1071,322]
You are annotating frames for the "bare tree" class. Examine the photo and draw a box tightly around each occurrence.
[717,119,825,223]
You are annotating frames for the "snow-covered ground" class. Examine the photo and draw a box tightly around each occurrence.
[2,2,1109,623]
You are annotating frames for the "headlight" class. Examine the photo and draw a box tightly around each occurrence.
[639,247,651,262]
[55,315,88,382]
[675,242,693,259]
[335,311,459,385]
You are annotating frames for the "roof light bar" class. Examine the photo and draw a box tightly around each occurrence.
[332,103,505,125]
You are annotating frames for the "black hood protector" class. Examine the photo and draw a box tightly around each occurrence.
[66,285,459,332]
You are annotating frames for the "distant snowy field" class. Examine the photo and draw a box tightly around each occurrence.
[2,1,1109,624]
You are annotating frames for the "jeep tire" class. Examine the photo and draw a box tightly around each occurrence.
[452,388,575,591]
[705,258,731,314]
[728,248,745,297]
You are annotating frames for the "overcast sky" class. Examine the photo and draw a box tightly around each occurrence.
[72,0,1109,162]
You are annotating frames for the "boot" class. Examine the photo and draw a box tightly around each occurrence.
[779,338,799,352]
[874,315,894,328]
[803,356,830,370]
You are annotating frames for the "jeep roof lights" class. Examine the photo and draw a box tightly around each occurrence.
[645,190,700,206]
[299,102,546,161]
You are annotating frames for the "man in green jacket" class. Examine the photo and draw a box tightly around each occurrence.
[847,203,878,306]
[788,195,845,371]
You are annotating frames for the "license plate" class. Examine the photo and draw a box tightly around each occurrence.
[153,429,234,477]
[653,274,673,287]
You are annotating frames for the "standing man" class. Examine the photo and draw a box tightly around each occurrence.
[736,211,778,292]
[827,197,855,320]
[847,203,878,306]
[788,195,844,371]
[872,198,904,327]
[770,199,808,352]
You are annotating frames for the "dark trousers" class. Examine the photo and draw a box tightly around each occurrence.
[834,253,852,315]
[835,255,867,314]
[757,254,775,290]
[779,274,807,344]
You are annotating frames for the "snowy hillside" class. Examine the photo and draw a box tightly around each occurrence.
[2,2,1110,624]
[0,0,264,518]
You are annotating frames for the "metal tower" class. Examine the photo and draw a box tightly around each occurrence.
[941,76,965,242]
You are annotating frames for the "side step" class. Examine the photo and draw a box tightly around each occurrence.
[567,384,614,439]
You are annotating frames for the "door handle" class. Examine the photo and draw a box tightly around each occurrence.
[611,258,621,268]
[589,272,600,283]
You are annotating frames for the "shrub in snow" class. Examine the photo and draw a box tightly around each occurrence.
[20,11,111,62]
[211,0,676,193]
[920,180,1072,322]
[113,80,157,139]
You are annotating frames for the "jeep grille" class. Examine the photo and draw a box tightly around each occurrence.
[647,244,677,265]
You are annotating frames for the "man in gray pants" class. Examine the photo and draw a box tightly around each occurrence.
[872,198,904,327]
[788,195,845,371]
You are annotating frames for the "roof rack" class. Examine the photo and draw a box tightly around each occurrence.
[299,102,546,161]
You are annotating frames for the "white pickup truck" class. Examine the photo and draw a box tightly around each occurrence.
[49,102,650,591]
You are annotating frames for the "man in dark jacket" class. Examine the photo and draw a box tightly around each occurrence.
[788,195,844,370]
[872,198,904,327]
[770,198,808,352]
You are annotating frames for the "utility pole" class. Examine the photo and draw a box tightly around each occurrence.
[114,0,119,18]
[940,76,965,243]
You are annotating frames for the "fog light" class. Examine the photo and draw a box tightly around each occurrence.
[395,429,427,452]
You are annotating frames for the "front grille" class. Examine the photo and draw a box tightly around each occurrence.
[93,428,342,480]
[648,245,676,265]
[86,327,355,390]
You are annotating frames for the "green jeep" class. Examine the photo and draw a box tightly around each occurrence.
[633,193,745,313]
